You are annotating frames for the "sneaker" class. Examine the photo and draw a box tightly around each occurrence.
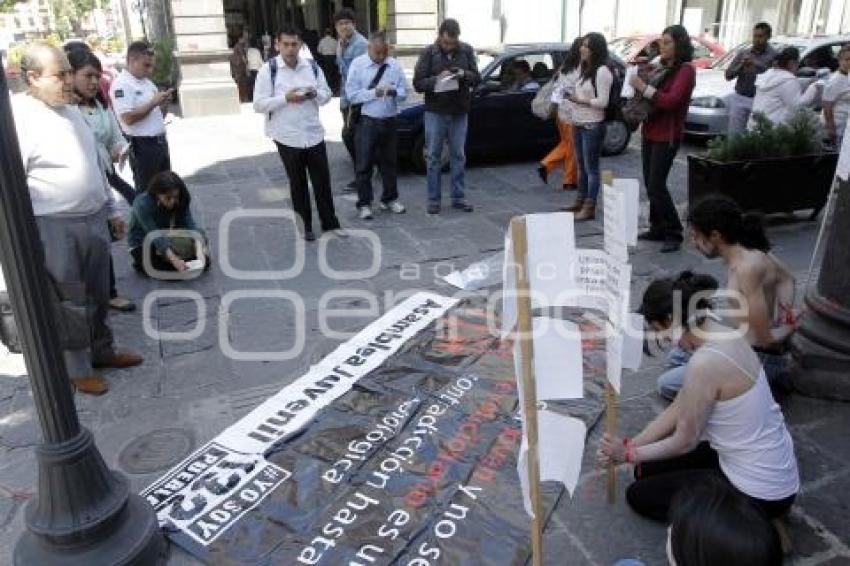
[71,374,109,395]
[427,204,441,215]
[359,206,374,220]
[109,297,136,312]
[452,201,474,212]
[92,350,143,369]
[325,228,350,238]
[379,201,406,214]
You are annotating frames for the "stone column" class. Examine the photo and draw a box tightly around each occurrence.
[171,0,241,117]
[386,0,439,70]
[790,171,850,401]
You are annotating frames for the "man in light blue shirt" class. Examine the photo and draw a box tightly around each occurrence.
[335,7,368,182]
[345,31,409,219]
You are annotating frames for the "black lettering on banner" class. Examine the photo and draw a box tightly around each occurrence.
[142,443,230,511]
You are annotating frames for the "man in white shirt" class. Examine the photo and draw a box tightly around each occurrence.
[110,40,172,193]
[346,31,408,219]
[823,44,850,148]
[13,44,143,395]
[253,26,342,241]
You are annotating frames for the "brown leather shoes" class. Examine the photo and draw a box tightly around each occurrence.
[72,374,109,395]
[93,350,143,369]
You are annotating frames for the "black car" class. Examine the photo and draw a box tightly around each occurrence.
[395,43,633,174]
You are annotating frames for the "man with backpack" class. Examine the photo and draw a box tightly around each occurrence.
[252,26,342,241]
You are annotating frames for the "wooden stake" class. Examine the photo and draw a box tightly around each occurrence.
[601,168,618,504]
[510,216,543,566]
[605,382,618,503]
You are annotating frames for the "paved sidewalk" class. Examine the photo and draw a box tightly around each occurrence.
[0,103,848,565]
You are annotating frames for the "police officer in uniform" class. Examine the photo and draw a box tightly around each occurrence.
[110,40,173,193]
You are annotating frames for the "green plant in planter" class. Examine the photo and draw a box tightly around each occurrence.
[706,108,823,162]
[151,37,175,88]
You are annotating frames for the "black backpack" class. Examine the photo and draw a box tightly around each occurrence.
[591,58,625,122]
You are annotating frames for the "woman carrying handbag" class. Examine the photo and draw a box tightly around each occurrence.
[628,25,696,253]
[536,36,583,192]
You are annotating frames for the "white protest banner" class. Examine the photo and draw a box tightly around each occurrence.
[622,313,645,370]
[613,178,640,246]
[605,259,632,330]
[519,410,587,517]
[529,316,584,400]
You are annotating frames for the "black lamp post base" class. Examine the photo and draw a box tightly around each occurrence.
[13,428,166,565]
[790,292,850,402]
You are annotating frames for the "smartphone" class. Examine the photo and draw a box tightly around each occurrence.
[302,89,317,99]
[385,88,397,97]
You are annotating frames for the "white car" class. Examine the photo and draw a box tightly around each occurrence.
[685,34,850,137]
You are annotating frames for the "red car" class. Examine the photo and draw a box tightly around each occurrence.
[609,34,725,69]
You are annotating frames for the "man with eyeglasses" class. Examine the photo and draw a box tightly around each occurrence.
[11,44,144,395]
[110,40,173,193]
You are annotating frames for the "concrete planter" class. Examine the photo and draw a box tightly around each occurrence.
[687,152,838,219]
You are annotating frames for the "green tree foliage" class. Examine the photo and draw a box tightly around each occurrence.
[48,0,96,38]
[706,109,823,162]
[0,0,26,12]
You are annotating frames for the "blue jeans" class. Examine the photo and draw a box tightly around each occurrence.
[423,111,468,205]
[572,122,605,202]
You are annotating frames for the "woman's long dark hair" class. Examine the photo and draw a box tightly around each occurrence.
[670,478,782,566]
[562,36,583,74]
[64,45,108,107]
[688,195,771,252]
[147,171,192,216]
[639,270,719,330]
[580,32,608,83]
[661,24,694,65]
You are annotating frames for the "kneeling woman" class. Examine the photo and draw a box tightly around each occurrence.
[128,171,209,277]
[599,271,799,521]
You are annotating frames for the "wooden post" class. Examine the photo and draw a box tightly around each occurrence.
[601,168,617,504]
[510,216,544,566]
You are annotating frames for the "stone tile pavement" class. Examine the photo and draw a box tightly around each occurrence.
[0,103,848,565]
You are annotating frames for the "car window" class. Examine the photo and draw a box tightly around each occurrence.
[490,53,554,90]
[801,43,849,71]
[692,39,712,59]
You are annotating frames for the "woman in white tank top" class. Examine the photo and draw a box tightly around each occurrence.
[598,271,799,522]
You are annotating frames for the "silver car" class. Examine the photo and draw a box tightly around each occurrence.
[685,34,850,137]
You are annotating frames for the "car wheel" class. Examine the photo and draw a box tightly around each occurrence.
[602,119,631,156]
[411,132,449,175]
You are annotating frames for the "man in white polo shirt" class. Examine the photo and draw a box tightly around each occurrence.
[12,44,143,395]
[253,26,342,241]
[110,40,173,193]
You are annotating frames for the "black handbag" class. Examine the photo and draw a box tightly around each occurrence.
[621,66,672,129]
[346,63,389,128]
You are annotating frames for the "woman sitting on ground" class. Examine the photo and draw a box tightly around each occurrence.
[598,271,799,523]
[128,171,209,277]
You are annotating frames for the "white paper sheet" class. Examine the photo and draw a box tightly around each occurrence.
[441,253,503,291]
[435,76,459,92]
[622,313,645,370]
[518,409,587,517]
[621,65,638,99]
[531,317,584,400]
[603,185,628,263]
[613,178,640,246]
[604,259,631,329]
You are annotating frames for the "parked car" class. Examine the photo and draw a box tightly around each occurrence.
[685,34,850,137]
[396,43,633,174]
[610,34,725,69]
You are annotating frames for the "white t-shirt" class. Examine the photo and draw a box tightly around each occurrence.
[318,36,338,57]
[569,65,612,125]
[110,69,166,137]
[823,71,850,136]
[11,94,115,217]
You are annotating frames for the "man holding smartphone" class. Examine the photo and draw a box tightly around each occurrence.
[110,40,172,194]
[725,22,777,135]
[253,26,342,241]
[413,18,480,214]
[345,31,408,220]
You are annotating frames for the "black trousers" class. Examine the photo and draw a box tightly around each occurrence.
[641,138,683,242]
[129,136,171,194]
[625,442,796,522]
[341,108,357,162]
[275,141,341,233]
[355,116,399,208]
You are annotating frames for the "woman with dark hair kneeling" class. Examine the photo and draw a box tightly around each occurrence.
[598,271,799,526]
[128,171,209,277]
